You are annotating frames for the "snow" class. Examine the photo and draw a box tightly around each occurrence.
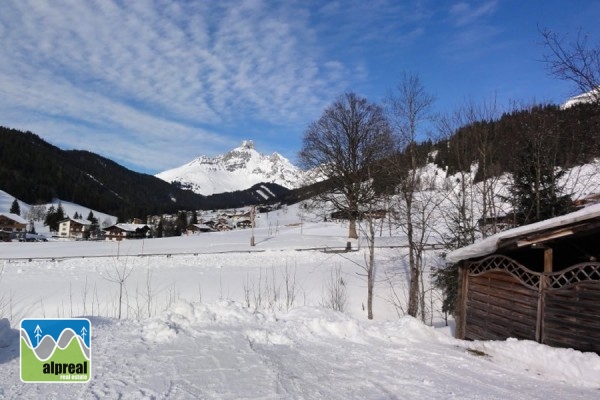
[1,302,599,398]
[3,164,600,397]
[0,201,599,398]
[446,203,600,263]
[155,141,304,195]
[562,88,600,109]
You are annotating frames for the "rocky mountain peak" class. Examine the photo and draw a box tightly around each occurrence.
[239,140,255,150]
[155,140,303,196]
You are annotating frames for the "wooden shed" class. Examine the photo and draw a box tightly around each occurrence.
[447,204,600,353]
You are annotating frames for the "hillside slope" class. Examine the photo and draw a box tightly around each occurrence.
[0,127,290,219]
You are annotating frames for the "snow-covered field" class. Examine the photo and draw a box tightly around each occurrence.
[2,174,600,399]
[1,202,600,398]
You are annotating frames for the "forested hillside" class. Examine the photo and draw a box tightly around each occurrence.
[0,127,288,219]
[433,103,600,180]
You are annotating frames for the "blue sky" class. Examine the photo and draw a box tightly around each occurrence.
[1,0,599,174]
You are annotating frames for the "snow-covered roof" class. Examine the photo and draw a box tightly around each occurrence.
[105,223,149,232]
[446,203,600,263]
[60,217,92,225]
[0,212,28,224]
[189,223,213,230]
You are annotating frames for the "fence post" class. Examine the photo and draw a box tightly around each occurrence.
[455,262,469,339]
[536,274,546,343]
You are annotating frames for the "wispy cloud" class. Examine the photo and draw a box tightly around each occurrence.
[1,0,370,171]
[2,0,596,178]
[449,0,498,27]
[439,1,504,61]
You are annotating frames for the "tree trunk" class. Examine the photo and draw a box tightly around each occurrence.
[367,267,374,320]
[348,218,358,239]
[367,217,376,319]
[406,199,420,318]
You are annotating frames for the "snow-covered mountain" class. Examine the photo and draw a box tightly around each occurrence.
[155,140,304,196]
[561,88,600,109]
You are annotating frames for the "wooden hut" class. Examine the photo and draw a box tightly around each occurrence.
[447,204,600,353]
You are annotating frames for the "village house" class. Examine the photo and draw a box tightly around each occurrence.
[0,212,27,241]
[103,223,150,241]
[235,219,252,228]
[58,217,93,240]
[185,224,215,234]
[477,212,517,237]
[448,203,600,353]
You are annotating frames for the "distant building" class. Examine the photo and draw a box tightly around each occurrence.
[0,212,28,241]
[185,224,215,234]
[103,223,150,241]
[58,218,93,240]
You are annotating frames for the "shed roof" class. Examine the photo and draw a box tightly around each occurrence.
[446,203,600,263]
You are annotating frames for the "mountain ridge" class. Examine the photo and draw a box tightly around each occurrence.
[0,127,292,219]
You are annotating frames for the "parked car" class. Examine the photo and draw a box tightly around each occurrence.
[18,233,48,242]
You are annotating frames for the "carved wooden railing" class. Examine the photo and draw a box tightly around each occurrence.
[466,254,541,290]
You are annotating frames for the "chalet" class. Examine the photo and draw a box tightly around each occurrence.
[447,203,600,353]
[185,224,215,234]
[236,219,252,228]
[103,223,150,241]
[214,220,232,231]
[0,213,27,241]
[58,218,92,240]
[477,212,516,236]
[330,209,387,221]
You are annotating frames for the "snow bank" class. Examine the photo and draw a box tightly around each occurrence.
[140,300,600,391]
[469,338,600,389]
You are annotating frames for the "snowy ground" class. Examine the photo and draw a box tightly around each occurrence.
[1,198,600,397]
[1,301,599,399]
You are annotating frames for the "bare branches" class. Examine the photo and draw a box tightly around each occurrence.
[387,73,436,149]
[103,259,134,319]
[386,73,436,319]
[541,28,600,104]
[300,92,394,239]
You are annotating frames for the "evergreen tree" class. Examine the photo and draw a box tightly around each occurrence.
[155,218,164,238]
[44,205,60,231]
[87,210,98,224]
[10,199,20,215]
[28,219,36,234]
[432,262,459,318]
[73,211,80,220]
[56,203,65,222]
[175,211,188,236]
[507,140,573,226]
[190,210,198,225]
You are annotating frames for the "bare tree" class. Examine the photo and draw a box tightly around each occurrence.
[299,92,394,239]
[541,28,600,104]
[322,265,348,313]
[357,204,381,320]
[386,73,435,318]
[26,204,47,222]
[103,259,134,319]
